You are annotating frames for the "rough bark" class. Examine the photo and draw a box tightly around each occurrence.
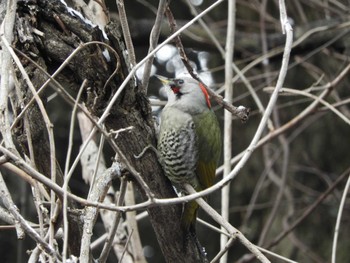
[12,0,205,261]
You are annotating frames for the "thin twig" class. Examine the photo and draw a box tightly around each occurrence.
[255,246,298,263]
[1,162,50,200]
[10,41,120,132]
[0,205,15,225]
[90,211,149,251]
[116,0,136,66]
[216,62,350,176]
[331,174,350,263]
[79,163,122,262]
[0,171,59,260]
[1,35,58,255]
[264,87,350,125]
[197,218,230,236]
[88,132,106,196]
[62,80,87,262]
[231,21,350,87]
[266,167,350,249]
[119,228,134,263]
[259,119,290,246]
[124,182,146,262]
[184,184,270,263]
[0,171,24,239]
[98,177,127,263]
[141,0,168,93]
[221,1,236,262]
[77,111,133,262]
[211,237,236,263]
[0,0,17,150]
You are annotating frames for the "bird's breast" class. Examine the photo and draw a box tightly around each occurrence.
[157,110,199,187]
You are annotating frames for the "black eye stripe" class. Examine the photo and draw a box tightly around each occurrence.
[178,79,184,85]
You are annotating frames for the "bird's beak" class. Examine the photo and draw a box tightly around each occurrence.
[155,74,171,85]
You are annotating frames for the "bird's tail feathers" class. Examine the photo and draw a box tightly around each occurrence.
[181,200,199,234]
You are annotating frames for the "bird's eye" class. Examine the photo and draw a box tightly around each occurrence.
[178,79,184,85]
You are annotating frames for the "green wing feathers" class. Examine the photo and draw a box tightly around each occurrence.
[181,160,218,232]
[195,111,222,191]
[196,160,217,190]
[181,200,199,233]
[181,110,222,232]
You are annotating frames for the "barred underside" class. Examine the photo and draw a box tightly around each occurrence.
[158,120,199,188]
[156,77,222,231]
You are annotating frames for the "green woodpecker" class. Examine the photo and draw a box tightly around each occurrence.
[156,75,222,232]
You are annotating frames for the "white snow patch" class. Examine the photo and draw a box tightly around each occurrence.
[102,48,110,62]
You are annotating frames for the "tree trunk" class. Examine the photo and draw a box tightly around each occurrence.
[12,0,205,261]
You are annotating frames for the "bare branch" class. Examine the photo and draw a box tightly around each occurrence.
[221,1,236,261]
[141,0,168,93]
[184,184,270,263]
[0,171,58,260]
[116,0,136,66]
[0,0,17,150]
[331,174,350,263]
[79,163,122,262]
